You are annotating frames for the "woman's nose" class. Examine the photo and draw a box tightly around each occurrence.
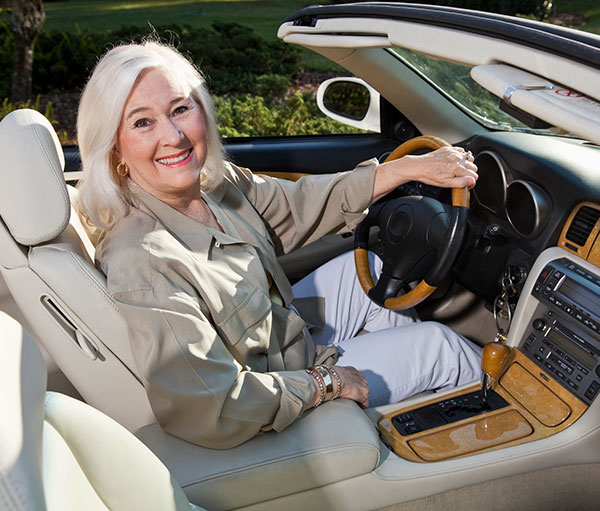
[159,118,184,145]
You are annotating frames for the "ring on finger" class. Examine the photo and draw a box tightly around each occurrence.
[463,150,473,162]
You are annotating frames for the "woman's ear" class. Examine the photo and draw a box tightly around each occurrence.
[111,147,122,164]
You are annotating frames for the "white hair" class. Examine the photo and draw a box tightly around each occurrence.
[76,41,226,231]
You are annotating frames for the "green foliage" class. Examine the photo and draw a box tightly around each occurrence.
[0,22,301,97]
[214,92,363,138]
[0,95,56,125]
[323,82,370,120]
[408,0,552,18]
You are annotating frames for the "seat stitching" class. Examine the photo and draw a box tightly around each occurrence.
[67,252,119,311]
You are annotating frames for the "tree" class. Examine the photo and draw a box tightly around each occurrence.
[11,0,45,102]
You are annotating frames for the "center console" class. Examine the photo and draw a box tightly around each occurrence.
[378,250,599,462]
[525,258,600,404]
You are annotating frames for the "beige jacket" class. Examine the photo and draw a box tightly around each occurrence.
[97,160,377,448]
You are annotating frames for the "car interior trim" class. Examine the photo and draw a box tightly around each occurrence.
[279,18,600,105]
[378,346,587,463]
[558,202,600,260]
[283,4,600,69]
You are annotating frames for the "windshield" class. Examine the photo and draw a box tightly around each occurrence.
[390,47,574,137]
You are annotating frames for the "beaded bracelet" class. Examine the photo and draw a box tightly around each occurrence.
[314,366,335,401]
[323,365,343,399]
[304,368,325,407]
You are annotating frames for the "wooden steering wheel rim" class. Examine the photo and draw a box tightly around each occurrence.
[354,135,469,310]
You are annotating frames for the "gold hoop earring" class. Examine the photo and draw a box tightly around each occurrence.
[116,162,129,177]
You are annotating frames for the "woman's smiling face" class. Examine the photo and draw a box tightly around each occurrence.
[115,67,208,203]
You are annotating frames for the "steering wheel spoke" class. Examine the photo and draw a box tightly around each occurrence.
[368,272,405,307]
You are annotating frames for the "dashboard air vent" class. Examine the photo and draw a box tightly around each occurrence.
[565,206,600,246]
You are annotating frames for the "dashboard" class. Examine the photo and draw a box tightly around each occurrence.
[453,131,600,304]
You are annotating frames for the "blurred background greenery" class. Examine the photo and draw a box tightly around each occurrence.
[1,0,597,140]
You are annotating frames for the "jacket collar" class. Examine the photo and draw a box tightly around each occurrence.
[129,182,245,258]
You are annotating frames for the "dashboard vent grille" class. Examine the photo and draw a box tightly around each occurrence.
[565,206,600,246]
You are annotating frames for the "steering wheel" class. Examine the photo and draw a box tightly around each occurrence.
[354,136,470,310]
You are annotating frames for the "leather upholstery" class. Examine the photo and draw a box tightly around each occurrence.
[0,109,383,509]
[0,109,155,432]
[137,399,381,510]
[0,311,201,511]
[0,110,69,245]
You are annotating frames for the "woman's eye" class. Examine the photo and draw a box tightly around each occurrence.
[134,118,151,129]
[173,105,189,115]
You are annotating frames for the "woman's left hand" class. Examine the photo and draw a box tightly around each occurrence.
[372,146,478,204]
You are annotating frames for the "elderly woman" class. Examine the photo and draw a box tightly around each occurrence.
[77,41,481,449]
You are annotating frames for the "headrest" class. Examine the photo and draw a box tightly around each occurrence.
[0,109,70,245]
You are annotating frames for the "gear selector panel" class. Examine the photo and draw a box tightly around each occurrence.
[391,390,509,436]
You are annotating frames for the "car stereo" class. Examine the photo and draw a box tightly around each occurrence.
[523,258,600,405]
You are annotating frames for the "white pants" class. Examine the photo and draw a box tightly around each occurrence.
[292,251,482,407]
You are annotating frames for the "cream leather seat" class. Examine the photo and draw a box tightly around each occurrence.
[0,109,155,432]
[0,311,202,511]
[0,109,382,510]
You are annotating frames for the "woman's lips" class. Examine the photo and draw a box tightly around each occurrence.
[156,148,193,166]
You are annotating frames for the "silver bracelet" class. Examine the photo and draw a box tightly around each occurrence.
[323,365,342,400]
[305,368,325,407]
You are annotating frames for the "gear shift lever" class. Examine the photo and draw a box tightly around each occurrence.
[481,341,511,404]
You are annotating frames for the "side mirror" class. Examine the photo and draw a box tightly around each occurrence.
[316,78,380,132]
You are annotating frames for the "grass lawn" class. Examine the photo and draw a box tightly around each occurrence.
[38,0,311,40]
[555,0,600,34]
[0,0,597,69]
[0,0,336,69]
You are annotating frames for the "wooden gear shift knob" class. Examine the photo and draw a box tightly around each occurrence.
[481,341,512,381]
[481,341,511,403]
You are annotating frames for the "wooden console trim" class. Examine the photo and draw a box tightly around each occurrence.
[558,201,600,259]
[378,349,588,463]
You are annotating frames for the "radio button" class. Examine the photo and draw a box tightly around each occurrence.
[576,374,583,382]
[544,362,553,371]
[538,266,553,283]
[547,278,558,288]
[553,270,564,280]
[534,354,543,362]
[534,283,542,293]
[554,298,564,308]
[564,304,573,314]
[567,379,579,390]
[556,370,565,379]
[585,381,599,400]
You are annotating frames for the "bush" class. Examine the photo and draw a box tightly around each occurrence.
[0,95,64,137]
[214,92,364,138]
[408,0,551,18]
[0,22,301,98]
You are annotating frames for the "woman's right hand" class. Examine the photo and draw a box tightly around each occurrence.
[333,365,370,409]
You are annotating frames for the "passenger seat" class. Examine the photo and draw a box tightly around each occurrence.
[0,311,204,511]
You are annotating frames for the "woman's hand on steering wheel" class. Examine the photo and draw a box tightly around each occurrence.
[397,146,478,189]
[372,143,478,204]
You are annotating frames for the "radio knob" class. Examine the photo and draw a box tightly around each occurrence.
[533,318,547,332]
